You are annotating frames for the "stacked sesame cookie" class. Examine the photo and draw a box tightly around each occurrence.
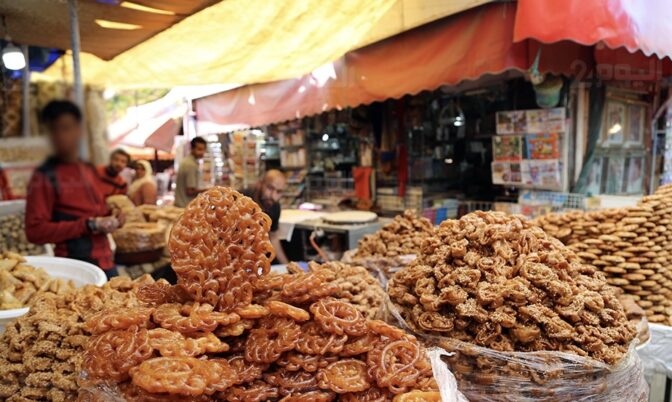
[534,185,672,325]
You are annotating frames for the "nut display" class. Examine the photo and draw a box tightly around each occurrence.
[389,211,636,364]
[0,212,45,255]
[80,188,440,401]
[112,222,166,253]
[354,210,434,258]
[0,252,75,310]
[0,275,153,402]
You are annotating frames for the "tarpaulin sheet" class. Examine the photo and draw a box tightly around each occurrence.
[514,0,672,60]
[195,2,587,129]
[41,0,493,87]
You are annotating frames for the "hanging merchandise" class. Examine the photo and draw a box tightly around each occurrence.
[492,107,566,190]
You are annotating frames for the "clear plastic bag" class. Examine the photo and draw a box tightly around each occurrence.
[387,297,649,402]
[637,323,672,379]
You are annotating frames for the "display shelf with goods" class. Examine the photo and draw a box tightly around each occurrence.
[491,107,567,191]
[0,137,50,198]
[0,200,50,256]
[583,86,653,196]
[261,137,281,170]
[305,176,355,208]
[207,135,231,187]
[228,130,265,190]
[271,122,308,207]
[306,122,359,177]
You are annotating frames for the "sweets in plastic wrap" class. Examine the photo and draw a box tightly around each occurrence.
[80,187,441,401]
[388,211,648,401]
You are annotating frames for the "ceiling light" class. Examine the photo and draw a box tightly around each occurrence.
[95,19,142,30]
[321,133,329,142]
[120,1,174,15]
[2,44,25,70]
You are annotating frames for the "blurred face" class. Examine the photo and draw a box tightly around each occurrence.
[135,163,146,179]
[47,114,82,159]
[192,143,207,159]
[110,152,129,174]
[261,176,286,203]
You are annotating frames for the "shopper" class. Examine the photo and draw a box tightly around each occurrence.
[174,137,207,207]
[128,160,157,206]
[25,100,121,278]
[97,148,130,198]
[243,169,289,264]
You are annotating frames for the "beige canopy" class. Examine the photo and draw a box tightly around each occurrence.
[35,0,491,87]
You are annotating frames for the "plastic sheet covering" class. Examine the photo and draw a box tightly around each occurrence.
[427,347,470,402]
[386,298,649,402]
[637,323,672,379]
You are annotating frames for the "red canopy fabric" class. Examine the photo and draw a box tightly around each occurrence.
[195,1,668,129]
[514,0,672,60]
[144,117,180,152]
[196,2,546,128]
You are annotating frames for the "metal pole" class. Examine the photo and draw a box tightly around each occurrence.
[68,0,88,159]
[21,45,30,137]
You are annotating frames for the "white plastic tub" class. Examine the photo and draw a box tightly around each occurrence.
[0,256,107,331]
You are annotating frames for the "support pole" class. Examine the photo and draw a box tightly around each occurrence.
[21,45,30,137]
[68,0,88,159]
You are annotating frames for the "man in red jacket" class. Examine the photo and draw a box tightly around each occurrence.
[25,100,121,278]
[97,148,130,198]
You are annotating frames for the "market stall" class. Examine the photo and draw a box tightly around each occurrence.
[3,0,672,400]
[1,186,661,401]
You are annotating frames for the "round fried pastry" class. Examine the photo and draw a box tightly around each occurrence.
[168,187,275,311]
[264,369,319,396]
[244,318,301,363]
[130,357,237,395]
[83,326,154,382]
[222,380,279,402]
[266,301,310,322]
[84,306,154,335]
[153,303,240,334]
[310,298,367,336]
[317,359,371,393]
[294,322,348,355]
